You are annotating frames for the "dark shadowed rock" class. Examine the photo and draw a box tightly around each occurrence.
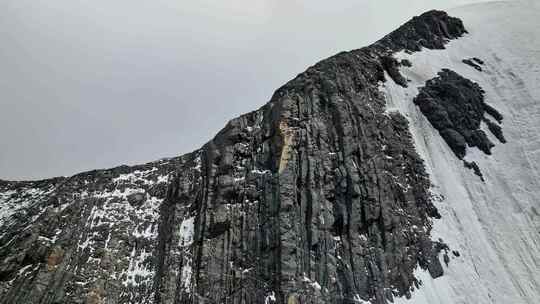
[472,57,485,65]
[374,10,467,52]
[401,59,413,67]
[440,128,467,158]
[381,55,408,87]
[464,160,484,181]
[484,118,506,143]
[127,192,146,206]
[414,69,505,159]
[0,9,472,304]
[463,58,483,71]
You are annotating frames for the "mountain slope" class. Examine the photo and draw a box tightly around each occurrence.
[382,1,540,303]
[1,1,539,304]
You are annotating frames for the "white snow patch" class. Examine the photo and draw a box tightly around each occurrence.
[112,167,161,185]
[179,216,195,247]
[194,154,202,171]
[178,216,196,293]
[264,291,276,304]
[353,294,372,304]
[251,168,270,175]
[302,275,322,291]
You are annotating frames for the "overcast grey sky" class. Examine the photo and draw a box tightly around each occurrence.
[0,0,498,180]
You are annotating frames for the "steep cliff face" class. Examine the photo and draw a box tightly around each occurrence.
[164,11,467,304]
[1,3,539,304]
[0,156,191,303]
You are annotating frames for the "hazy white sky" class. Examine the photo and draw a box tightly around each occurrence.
[0,0,499,180]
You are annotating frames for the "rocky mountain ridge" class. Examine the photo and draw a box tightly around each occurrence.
[0,9,520,304]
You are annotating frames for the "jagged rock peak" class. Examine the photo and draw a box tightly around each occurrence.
[374,10,467,53]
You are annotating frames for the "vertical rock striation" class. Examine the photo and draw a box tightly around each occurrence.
[0,10,469,304]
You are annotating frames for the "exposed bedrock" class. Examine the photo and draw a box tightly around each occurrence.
[413,69,505,159]
[0,10,468,304]
[162,10,465,304]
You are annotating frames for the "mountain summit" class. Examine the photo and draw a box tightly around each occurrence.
[1,2,539,304]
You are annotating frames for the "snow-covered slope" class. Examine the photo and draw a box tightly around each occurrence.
[381,1,540,303]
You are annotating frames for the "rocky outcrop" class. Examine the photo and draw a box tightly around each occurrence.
[462,58,484,71]
[413,69,506,180]
[0,157,187,303]
[373,10,467,52]
[413,69,505,159]
[0,10,469,304]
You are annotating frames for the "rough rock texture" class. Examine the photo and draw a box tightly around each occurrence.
[381,56,409,87]
[0,157,188,304]
[373,10,467,52]
[0,10,468,304]
[413,69,505,159]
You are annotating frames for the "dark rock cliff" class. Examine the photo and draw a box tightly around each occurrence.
[0,10,467,304]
